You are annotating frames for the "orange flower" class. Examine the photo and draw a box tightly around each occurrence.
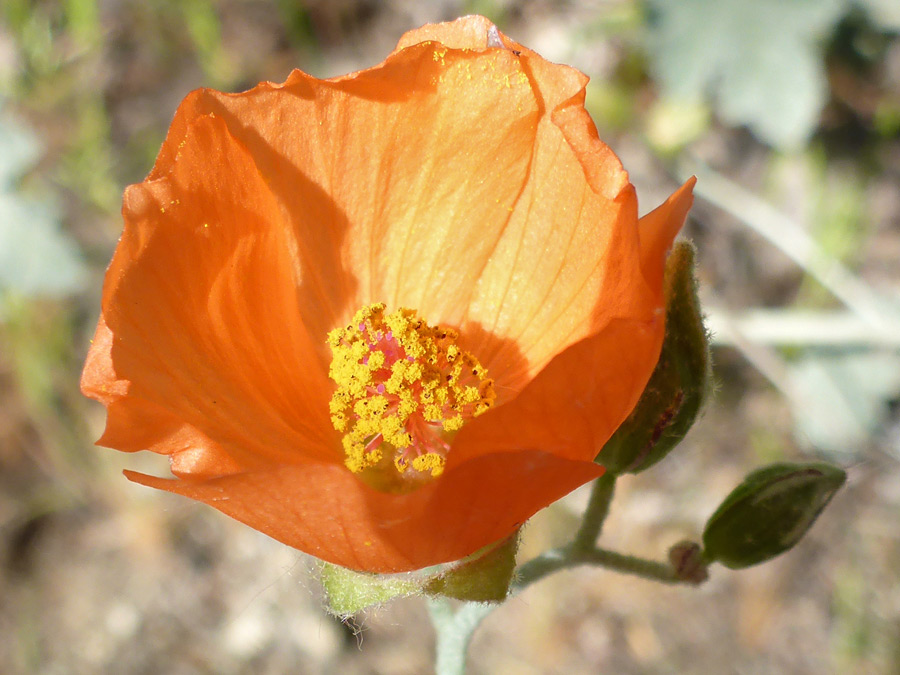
[82,16,694,573]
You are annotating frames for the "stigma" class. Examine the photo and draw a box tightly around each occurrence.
[327,304,495,483]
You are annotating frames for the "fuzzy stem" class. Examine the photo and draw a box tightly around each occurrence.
[428,474,690,673]
[429,598,494,675]
[515,545,680,588]
[430,544,682,674]
[570,472,617,552]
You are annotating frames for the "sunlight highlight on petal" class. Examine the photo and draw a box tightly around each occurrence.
[82,15,695,573]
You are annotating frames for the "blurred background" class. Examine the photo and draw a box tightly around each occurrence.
[1,0,899,673]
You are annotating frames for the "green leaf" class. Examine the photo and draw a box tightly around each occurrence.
[703,462,846,569]
[597,241,711,474]
[645,98,711,155]
[647,0,846,148]
[788,351,900,460]
[858,0,900,32]
[0,109,40,188]
[320,563,420,616]
[0,110,87,301]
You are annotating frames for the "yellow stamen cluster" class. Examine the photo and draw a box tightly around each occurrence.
[327,304,496,480]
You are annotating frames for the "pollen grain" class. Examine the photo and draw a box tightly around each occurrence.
[327,304,495,482]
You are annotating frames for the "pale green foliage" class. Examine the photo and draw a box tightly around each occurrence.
[860,0,900,31]
[789,351,900,459]
[0,109,87,303]
[647,0,844,148]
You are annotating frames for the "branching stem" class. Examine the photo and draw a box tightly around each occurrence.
[430,474,694,674]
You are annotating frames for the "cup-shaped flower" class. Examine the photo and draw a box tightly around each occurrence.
[82,16,695,573]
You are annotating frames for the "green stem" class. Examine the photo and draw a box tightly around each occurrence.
[515,545,679,588]
[429,598,494,675]
[570,472,617,552]
[430,544,681,674]
[428,474,687,673]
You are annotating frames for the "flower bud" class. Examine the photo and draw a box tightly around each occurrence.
[597,241,711,474]
[667,540,708,584]
[702,462,846,569]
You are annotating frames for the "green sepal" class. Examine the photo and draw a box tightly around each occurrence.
[320,563,420,616]
[424,533,519,603]
[321,532,520,615]
[597,240,711,474]
[702,461,846,569]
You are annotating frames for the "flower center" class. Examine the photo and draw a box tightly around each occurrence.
[327,303,495,483]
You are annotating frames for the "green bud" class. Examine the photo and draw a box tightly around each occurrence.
[702,462,846,569]
[597,240,711,474]
[424,533,519,603]
[320,564,419,616]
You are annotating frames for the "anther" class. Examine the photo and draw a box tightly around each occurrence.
[327,304,496,483]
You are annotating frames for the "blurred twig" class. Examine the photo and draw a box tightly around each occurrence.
[706,308,900,348]
[680,157,900,338]
[702,298,795,398]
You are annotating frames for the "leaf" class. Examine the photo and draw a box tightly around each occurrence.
[0,110,87,300]
[647,0,846,149]
[788,350,900,459]
[857,0,900,32]
[0,110,41,188]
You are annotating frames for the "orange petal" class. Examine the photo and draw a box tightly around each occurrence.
[450,179,697,466]
[83,302,252,478]
[450,316,662,467]
[395,14,503,51]
[146,46,541,348]
[638,177,697,297]
[395,18,653,392]
[142,20,644,396]
[456,118,644,393]
[84,112,337,471]
[83,16,697,574]
[126,449,602,573]
[450,178,697,466]
[398,16,629,200]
